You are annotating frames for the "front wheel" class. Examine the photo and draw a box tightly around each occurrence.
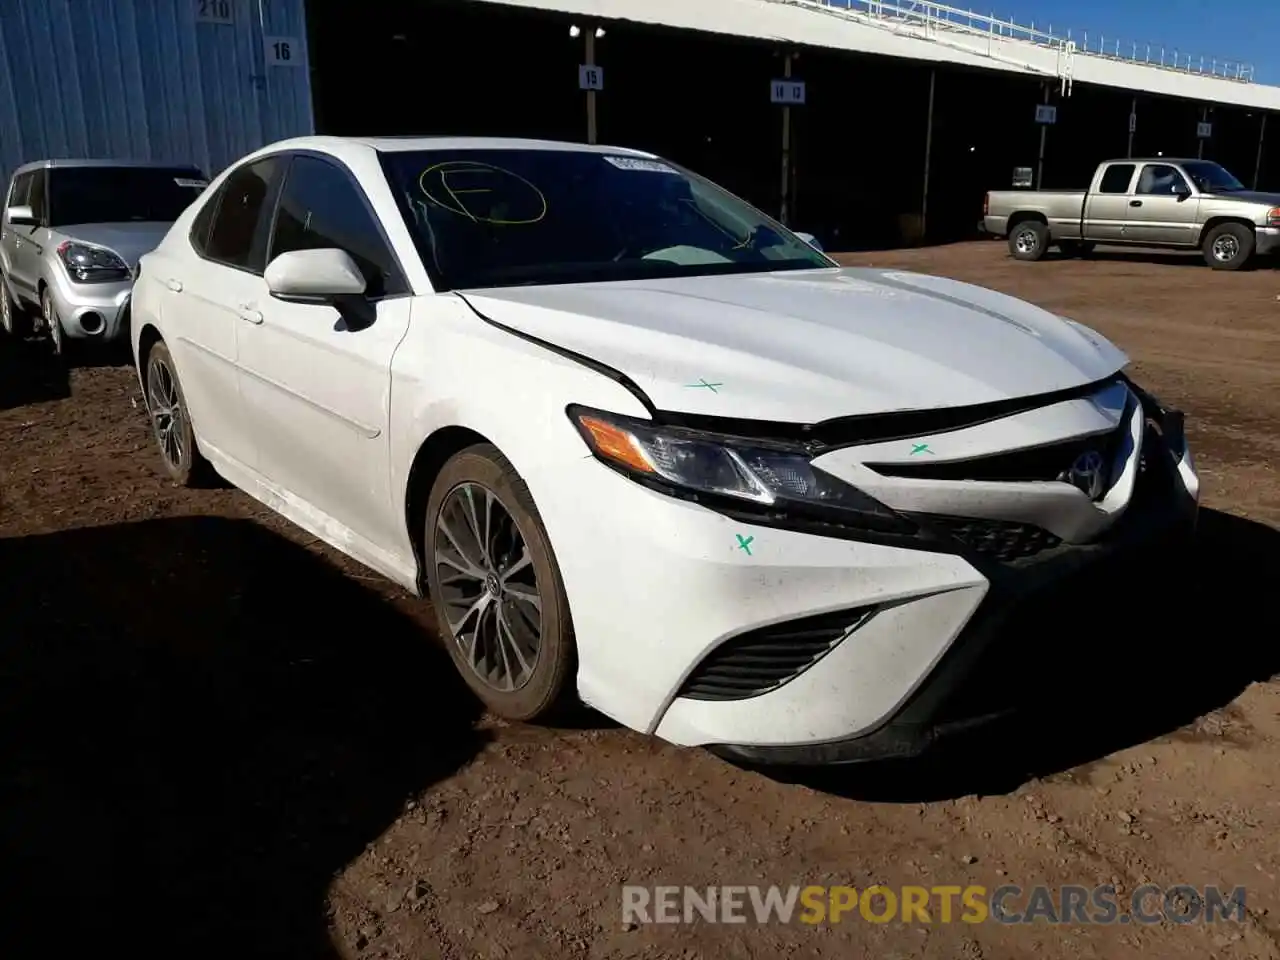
[425,443,576,721]
[1202,223,1254,271]
[1008,221,1049,261]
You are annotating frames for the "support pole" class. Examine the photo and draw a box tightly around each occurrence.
[780,53,793,226]
[585,30,598,145]
[1127,97,1136,158]
[1036,82,1049,189]
[1254,113,1268,190]
[1198,105,1207,159]
[921,69,936,239]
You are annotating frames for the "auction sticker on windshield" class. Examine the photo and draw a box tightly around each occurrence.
[603,156,678,174]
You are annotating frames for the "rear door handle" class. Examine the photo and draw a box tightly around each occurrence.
[166,279,183,292]
[1129,200,1143,207]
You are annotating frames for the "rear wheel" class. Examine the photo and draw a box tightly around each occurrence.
[1202,223,1254,271]
[1008,221,1049,261]
[425,443,576,721]
[144,340,213,486]
[0,271,30,337]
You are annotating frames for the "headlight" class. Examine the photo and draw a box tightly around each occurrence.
[57,241,131,283]
[568,405,917,536]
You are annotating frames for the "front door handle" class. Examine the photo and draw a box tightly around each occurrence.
[166,278,183,292]
[1129,200,1143,207]
[238,307,263,325]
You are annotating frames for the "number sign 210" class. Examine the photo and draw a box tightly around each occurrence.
[196,0,232,24]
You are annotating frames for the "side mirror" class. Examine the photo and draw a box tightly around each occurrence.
[1174,184,1192,201]
[6,204,37,226]
[265,248,376,330]
[794,231,824,252]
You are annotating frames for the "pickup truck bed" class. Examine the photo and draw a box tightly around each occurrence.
[983,159,1280,270]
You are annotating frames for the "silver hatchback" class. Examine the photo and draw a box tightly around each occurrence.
[0,159,208,355]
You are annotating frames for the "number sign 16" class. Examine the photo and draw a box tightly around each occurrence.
[196,0,233,24]
[264,36,303,66]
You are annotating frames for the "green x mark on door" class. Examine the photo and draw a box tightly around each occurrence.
[735,534,754,556]
[910,443,936,456]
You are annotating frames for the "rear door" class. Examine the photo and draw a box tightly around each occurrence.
[1123,163,1199,246]
[1082,163,1136,243]
[160,155,283,472]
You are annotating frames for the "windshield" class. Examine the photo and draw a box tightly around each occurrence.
[377,148,834,290]
[1180,161,1245,193]
[47,166,208,227]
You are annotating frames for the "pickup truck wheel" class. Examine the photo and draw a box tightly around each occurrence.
[1202,223,1254,271]
[1008,221,1049,261]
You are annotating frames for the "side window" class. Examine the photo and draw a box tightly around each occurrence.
[268,155,406,298]
[189,190,220,256]
[205,157,280,271]
[27,169,46,223]
[1136,164,1190,196]
[1098,164,1136,195]
[7,172,32,208]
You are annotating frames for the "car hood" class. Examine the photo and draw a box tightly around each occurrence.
[54,221,173,268]
[460,267,1129,423]
[1204,190,1280,206]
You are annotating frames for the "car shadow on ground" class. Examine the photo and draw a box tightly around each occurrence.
[765,508,1280,803]
[0,335,71,410]
[0,516,488,958]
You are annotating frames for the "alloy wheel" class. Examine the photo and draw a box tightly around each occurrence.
[1212,234,1240,263]
[147,353,186,471]
[433,481,543,692]
[1015,229,1038,255]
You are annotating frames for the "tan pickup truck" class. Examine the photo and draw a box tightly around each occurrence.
[983,159,1280,270]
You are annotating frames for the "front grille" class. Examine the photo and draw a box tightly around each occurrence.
[677,607,876,702]
[866,427,1125,484]
[928,515,1061,562]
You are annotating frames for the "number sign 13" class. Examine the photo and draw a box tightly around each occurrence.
[264,36,304,66]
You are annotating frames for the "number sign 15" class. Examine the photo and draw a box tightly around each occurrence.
[265,36,303,66]
[196,0,233,24]
[578,65,603,91]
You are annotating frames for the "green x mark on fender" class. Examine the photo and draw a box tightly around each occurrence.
[910,443,936,456]
[735,534,755,556]
[686,378,724,393]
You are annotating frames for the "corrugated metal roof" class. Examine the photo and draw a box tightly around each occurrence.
[0,0,313,191]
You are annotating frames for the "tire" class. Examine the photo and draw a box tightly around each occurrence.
[424,443,576,722]
[0,271,31,338]
[1202,223,1254,271]
[41,287,67,358]
[143,340,212,486]
[1008,220,1049,261]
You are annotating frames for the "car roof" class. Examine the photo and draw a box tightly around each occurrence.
[10,158,204,178]
[249,134,660,161]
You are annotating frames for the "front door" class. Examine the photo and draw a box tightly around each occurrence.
[233,153,414,554]
[1124,164,1200,246]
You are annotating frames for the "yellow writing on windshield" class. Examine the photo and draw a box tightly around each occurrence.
[418,161,547,225]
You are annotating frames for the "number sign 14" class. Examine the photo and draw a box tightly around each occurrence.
[196,0,233,24]
[265,36,303,66]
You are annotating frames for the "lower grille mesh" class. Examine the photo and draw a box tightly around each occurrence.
[677,607,876,702]
[930,515,1061,562]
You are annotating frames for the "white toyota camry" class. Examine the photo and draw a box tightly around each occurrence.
[130,136,1199,764]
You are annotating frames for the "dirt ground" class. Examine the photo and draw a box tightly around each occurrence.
[2,241,1278,960]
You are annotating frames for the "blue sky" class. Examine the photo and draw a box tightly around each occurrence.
[997,0,1276,82]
